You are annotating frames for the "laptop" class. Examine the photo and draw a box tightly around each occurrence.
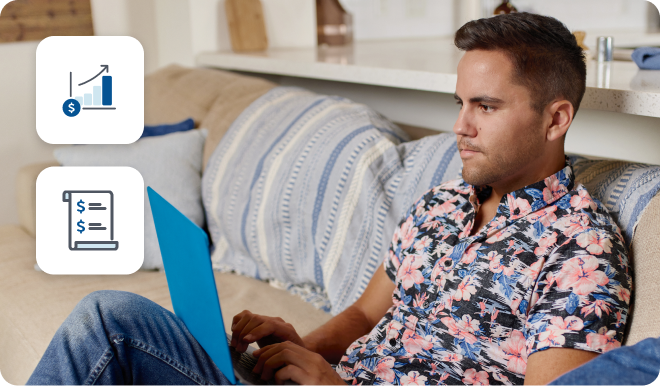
[148,187,269,385]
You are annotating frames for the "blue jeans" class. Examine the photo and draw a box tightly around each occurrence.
[550,336,660,385]
[27,290,231,385]
[27,290,660,385]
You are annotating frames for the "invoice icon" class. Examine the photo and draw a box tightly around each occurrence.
[63,190,118,251]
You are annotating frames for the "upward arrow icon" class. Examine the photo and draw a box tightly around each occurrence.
[78,65,109,86]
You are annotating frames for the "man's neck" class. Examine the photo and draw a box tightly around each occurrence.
[468,153,566,236]
[490,152,566,204]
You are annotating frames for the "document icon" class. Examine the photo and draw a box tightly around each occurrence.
[63,190,118,250]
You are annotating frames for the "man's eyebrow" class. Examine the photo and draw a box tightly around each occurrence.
[453,93,504,104]
[468,95,505,104]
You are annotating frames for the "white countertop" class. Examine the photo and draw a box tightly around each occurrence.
[197,36,660,118]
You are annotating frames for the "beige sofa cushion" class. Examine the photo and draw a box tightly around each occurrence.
[625,192,660,345]
[144,64,276,169]
[16,161,58,238]
[0,225,332,385]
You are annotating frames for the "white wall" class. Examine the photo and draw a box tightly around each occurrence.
[152,0,317,69]
[0,41,61,226]
[340,0,456,40]
[339,0,655,41]
[506,0,651,32]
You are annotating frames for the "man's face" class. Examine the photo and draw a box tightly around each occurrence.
[453,49,546,188]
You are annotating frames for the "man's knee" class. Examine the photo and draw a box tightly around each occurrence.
[72,290,155,323]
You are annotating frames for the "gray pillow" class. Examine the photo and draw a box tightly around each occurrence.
[54,129,207,270]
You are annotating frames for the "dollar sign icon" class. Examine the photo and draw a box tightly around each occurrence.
[77,220,85,234]
[62,98,80,117]
[77,199,85,214]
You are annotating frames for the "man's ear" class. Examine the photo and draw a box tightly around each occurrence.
[546,100,573,142]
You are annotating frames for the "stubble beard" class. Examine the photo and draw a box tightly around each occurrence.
[460,133,544,188]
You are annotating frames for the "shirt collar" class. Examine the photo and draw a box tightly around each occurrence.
[469,157,575,221]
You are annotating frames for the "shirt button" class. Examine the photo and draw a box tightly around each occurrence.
[444,259,453,267]
[389,338,396,346]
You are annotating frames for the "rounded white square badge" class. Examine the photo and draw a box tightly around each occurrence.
[36,36,144,144]
[36,167,144,274]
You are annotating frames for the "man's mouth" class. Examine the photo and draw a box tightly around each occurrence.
[458,142,481,157]
[459,149,479,158]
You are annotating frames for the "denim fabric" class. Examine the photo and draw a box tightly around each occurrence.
[550,337,660,385]
[27,290,231,385]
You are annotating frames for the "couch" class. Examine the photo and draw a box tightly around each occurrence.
[1,65,659,385]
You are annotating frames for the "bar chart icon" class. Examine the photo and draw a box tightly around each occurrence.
[77,77,111,107]
[37,36,144,144]
[66,65,116,116]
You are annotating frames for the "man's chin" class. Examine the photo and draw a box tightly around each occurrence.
[462,166,496,187]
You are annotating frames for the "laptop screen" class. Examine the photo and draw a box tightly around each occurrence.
[148,186,237,384]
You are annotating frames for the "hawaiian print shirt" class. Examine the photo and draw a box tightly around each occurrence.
[335,161,631,385]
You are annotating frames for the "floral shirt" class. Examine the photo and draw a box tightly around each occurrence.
[335,161,631,385]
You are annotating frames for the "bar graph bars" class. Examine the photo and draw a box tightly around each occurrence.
[93,86,102,106]
[73,76,114,110]
[102,76,112,106]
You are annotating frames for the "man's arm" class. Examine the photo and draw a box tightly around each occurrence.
[230,266,395,383]
[302,266,395,363]
[231,266,395,358]
[525,348,599,385]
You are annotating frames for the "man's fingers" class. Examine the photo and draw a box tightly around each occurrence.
[274,365,307,385]
[231,310,251,329]
[230,313,301,353]
[260,350,298,381]
[238,317,267,341]
[259,344,308,380]
[243,322,277,343]
[236,317,267,352]
[252,344,279,374]
[230,312,253,347]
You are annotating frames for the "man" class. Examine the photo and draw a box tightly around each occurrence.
[28,12,631,385]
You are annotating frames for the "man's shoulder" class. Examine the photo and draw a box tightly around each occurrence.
[553,183,625,244]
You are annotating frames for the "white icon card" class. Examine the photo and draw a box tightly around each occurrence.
[36,36,144,144]
[36,167,144,274]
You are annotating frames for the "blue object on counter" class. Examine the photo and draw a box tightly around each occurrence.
[141,117,195,139]
[631,47,660,70]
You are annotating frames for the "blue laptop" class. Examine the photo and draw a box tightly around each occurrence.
[147,187,266,385]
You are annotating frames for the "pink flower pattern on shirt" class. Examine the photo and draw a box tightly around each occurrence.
[463,368,490,385]
[337,161,631,385]
[556,255,609,296]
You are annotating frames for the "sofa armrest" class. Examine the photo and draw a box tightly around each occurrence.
[625,192,660,345]
[16,161,59,237]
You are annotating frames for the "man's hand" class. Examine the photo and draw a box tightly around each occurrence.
[230,310,305,353]
[252,341,346,385]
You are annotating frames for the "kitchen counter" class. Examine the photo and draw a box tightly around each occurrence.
[197,36,660,118]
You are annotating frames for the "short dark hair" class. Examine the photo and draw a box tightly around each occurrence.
[455,12,586,117]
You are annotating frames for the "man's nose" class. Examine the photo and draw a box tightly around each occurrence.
[453,107,477,137]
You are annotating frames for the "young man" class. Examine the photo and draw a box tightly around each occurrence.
[28,13,631,386]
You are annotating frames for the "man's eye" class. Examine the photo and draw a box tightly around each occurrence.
[480,104,493,112]
[456,101,463,109]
